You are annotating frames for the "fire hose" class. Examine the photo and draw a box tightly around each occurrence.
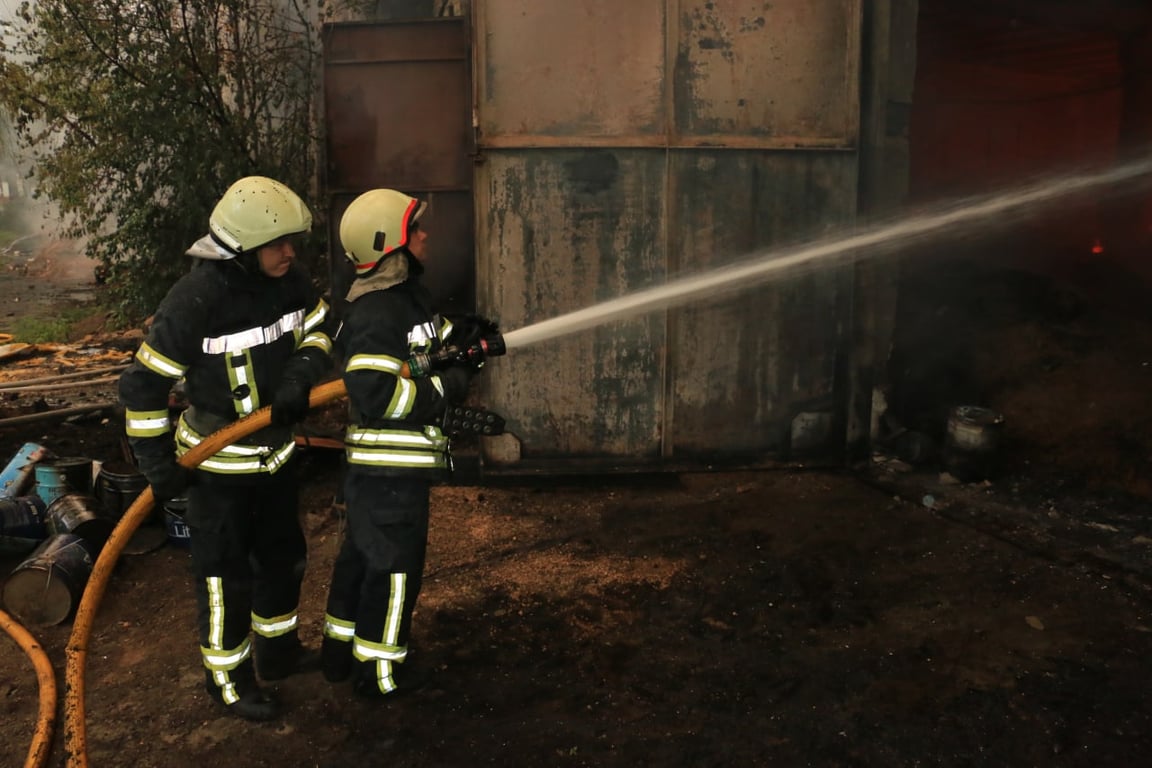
[0,607,56,768]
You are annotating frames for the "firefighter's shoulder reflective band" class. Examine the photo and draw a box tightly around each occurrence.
[137,342,187,379]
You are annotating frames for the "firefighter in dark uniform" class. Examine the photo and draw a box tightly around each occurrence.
[119,176,334,721]
[320,188,486,698]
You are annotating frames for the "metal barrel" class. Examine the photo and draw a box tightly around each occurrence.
[44,493,115,552]
[0,495,49,555]
[94,459,168,554]
[33,456,94,506]
[94,460,150,521]
[2,532,97,626]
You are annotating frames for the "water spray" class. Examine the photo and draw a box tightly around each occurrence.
[502,156,1152,352]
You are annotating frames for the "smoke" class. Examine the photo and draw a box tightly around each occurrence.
[0,155,94,282]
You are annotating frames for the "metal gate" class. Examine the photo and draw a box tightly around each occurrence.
[474,0,862,472]
[322,18,475,313]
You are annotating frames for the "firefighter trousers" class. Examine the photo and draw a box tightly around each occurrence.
[185,462,307,703]
[323,472,430,689]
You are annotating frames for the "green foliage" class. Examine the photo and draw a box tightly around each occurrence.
[0,0,334,323]
[10,305,94,343]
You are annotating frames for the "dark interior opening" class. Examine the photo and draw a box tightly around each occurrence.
[886,0,1152,492]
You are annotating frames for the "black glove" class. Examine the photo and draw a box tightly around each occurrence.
[148,459,194,503]
[437,365,474,404]
[449,313,499,349]
[270,377,312,427]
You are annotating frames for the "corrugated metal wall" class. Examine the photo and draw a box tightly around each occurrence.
[474,0,863,471]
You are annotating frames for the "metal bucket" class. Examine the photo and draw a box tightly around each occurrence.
[34,457,94,506]
[0,495,48,555]
[2,533,97,626]
[95,460,150,520]
[942,406,1005,483]
[44,493,115,552]
[93,460,168,554]
[163,498,191,549]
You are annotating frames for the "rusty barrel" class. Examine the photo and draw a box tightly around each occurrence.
[44,493,115,552]
[2,532,97,626]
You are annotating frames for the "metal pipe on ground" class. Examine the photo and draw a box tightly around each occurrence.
[0,378,121,394]
[0,404,117,429]
[0,365,129,389]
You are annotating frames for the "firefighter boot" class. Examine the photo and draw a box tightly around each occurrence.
[352,658,433,700]
[204,666,281,722]
[255,634,321,681]
[321,635,353,683]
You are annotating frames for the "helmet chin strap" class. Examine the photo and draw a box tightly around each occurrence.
[229,249,262,276]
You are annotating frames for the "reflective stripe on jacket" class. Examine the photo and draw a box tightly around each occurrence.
[339,278,456,476]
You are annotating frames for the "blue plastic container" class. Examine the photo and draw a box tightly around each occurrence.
[0,442,51,499]
[163,498,192,549]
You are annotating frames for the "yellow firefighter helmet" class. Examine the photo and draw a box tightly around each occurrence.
[206,176,312,256]
[339,188,426,276]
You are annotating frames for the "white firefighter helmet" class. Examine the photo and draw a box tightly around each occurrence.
[200,176,312,257]
[339,188,426,276]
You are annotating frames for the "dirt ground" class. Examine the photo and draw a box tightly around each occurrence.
[2,241,1152,767]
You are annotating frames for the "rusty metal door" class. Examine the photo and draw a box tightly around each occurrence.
[474,0,863,472]
[322,18,475,314]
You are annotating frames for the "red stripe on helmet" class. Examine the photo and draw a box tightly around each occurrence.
[398,198,420,249]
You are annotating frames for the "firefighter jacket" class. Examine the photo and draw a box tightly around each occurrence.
[339,277,458,478]
[120,258,334,479]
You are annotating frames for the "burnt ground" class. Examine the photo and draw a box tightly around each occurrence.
[1,242,1152,767]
